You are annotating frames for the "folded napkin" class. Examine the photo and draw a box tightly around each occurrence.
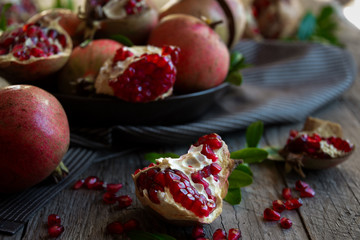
[0,40,356,235]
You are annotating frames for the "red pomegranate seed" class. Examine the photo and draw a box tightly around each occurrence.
[209,163,222,175]
[153,172,166,186]
[280,217,293,229]
[103,192,118,204]
[134,168,141,175]
[295,180,309,191]
[192,225,205,239]
[47,29,58,39]
[285,198,303,210]
[47,214,61,227]
[57,34,67,48]
[212,229,226,240]
[201,145,218,162]
[93,180,107,190]
[113,47,134,63]
[282,188,292,200]
[118,195,133,208]
[228,228,241,240]
[300,187,315,198]
[123,219,139,231]
[272,200,285,213]
[84,176,99,189]
[107,221,124,234]
[263,208,281,221]
[106,183,123,193]
[48,225,64,238]
[73,179,84,189]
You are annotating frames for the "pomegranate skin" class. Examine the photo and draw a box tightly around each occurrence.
[148,14,230,93]
[0,85,70,193]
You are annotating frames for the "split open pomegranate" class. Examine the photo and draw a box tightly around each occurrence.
[132,133,234,224]
[0,19,72,82]
[95,45,179,103]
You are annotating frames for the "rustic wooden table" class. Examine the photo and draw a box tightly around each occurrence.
[2,2,360,240]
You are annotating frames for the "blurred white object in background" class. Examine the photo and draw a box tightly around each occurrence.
[342,0,360,29]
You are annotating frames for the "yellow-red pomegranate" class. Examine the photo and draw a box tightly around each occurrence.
[95,45,179,102]
[159,0,247,47]
[0,19,72,83]
[0,85,70,193]
[132,133,234,224]
[148,14,230,93]
[58,39,123,95]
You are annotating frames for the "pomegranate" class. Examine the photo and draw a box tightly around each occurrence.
[95,45,179,102]
[159,0,247,47]
[27,8,85,47]
[251,0,304,39]
[58,39,122,95]
[132,133,234,224]
[82,0,158,45]
[1,0,38,26]
[0,85,70,193]
[148,14,230,93]
[0,19,72,83]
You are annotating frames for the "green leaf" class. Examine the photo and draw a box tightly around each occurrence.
[144,152,180,163]
[0,3,12,31]
[245,121,264,147]
[224,188,241,205]
[110,34,134,46]
[263,146,285,161]
[297,12,316,40]
[235,163,253,177]
[225,71,242,86]
[127,231,176,240]
[230,147,268,163]
[228,169,253,188]
[80,39,92,48]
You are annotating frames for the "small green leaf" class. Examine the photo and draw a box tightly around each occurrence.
[80,39,92,48]
[263,146,285,161]
[226,71,242,86]
[228,169,253,188]
[110,34,134,46]
[235,163,253,177]
[246,121,264,147]
[144,152,180,163]
[0,3,12,31]
[230,148,268,163]
[297,12,316,40]
[127,230,176,240]
[224,188,241,205]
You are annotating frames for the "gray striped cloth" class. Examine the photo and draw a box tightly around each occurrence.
[0,40,356,235]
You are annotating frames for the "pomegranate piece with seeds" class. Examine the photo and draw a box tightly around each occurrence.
[280,217,293,229]
[95,45,180,103]
[132,133,234,224]
[263,208,281,221]
[0,19,72,82]
[212,229,226,240]
[228,228,241,240]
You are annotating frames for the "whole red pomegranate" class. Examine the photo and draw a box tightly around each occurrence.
[95,45,180,102]
[148,14,230,93]
[133,133,234,224]
[0,19,72,83]
[27,8,86,47]
[159,0,247,47]
[0,85,70,193]
[58,39,123,95]
[83,0,158,45]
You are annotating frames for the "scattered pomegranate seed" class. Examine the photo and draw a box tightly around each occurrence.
[123,219,139,231]
[118,195,133,208]
[295,180,309,191]
[228,228,241,240]
[212,229,226,240]
[107,221,124,234]
[280,217,293,229]
[84,176,99,189]
[103,192,118,204]
[192,225,205,239]
[263,208,281,221]
[272,200,286,213]
[300,187,315,198]
[47,214,61,227]
[106,183,123,193]
[48,225,64,238]
[282,188,292,200]
[73,179,84,190]
[93,180,107,190]
[284,198,303,210]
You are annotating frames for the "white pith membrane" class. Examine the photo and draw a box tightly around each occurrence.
[103,0,148,19]
[94,45,174,100]
[0,19,72,65]
[132,139,233,224]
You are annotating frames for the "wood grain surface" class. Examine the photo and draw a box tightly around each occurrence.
[1,1,360,240]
